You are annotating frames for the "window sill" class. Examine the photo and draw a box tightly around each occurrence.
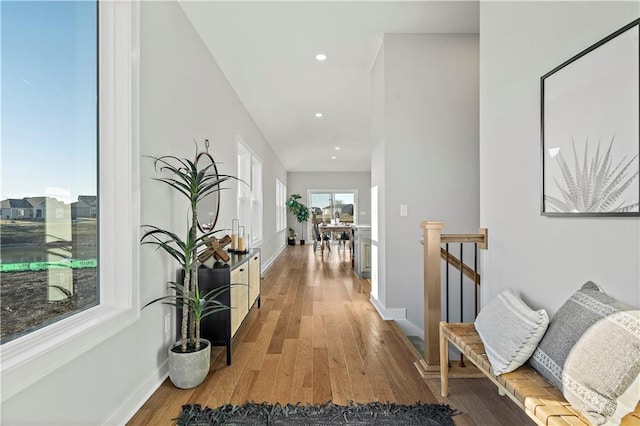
[1,304,138,401]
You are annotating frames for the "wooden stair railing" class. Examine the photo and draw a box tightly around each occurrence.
[416,221,487,378]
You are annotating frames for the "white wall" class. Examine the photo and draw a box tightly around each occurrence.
[371,34,480,336]
[371,47,387,305]
[480,2,640,314]
[0,3,287,424]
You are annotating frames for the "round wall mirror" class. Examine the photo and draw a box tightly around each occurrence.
[195,150,220,233]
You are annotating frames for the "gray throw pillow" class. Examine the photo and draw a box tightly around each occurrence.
[474,289,549,375]
[530,281,639,425]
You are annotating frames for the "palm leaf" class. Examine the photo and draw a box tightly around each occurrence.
[152,177,193,199]
[571,139,586,210]
[550,137,638,213]
[544,195,572,212]
[553,176,578,211]
[600,165,639,211]
[141,148,243,351]
[555,151,579,204]
[616,202,640,212]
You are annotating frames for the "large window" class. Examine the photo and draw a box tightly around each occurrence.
[1,1,98,344]
[251,157,263,243]
[309,191,357,224]
[237,140,263,244]
[276,179,286,232]
[1,1,138,401]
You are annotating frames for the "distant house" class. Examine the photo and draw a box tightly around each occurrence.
[25,197,70,220]
[317,203,355,223]
[340,204,354,216]
[72,195,97,218]
[24,197,48,219]
[0,199,34,220]
[1,197,73,221]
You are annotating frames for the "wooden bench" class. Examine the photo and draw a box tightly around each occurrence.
[439,322,640,426]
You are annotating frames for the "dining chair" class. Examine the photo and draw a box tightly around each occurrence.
[312,222,330,253]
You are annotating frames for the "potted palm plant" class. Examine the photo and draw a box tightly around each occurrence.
[286,194,310,245]
[141,152,236,389]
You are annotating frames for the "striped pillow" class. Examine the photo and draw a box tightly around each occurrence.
[532,282,640,425]
[475,289,549,375]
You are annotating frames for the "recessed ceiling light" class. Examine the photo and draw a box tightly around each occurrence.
[315,53,327,61]
[331,156,337,160]
[335,146,340,150]
[315,112,323,118]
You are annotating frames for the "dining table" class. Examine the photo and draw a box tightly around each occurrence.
[318,223,353,265]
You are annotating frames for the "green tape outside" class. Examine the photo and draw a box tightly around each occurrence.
[0,259,97,272]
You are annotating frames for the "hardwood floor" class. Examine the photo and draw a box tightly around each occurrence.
[128,244,533,425]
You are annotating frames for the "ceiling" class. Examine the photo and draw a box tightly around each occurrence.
[179,1,479,172]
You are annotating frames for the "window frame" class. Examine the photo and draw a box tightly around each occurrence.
[0,1,140,401]
[236,138,263,246]
[251,157,263,243]
[307,189,359,225]
[276,178,286,232]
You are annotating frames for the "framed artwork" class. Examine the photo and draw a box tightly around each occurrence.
[541,19,639,217]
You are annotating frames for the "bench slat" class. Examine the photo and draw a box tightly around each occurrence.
[440,322,640,426]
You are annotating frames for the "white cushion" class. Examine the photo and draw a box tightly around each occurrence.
[562,310,640,425]
[475,289,549,375]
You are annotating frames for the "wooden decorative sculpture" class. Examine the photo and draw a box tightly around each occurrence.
[198,235,232,263]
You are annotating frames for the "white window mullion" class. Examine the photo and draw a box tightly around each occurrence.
[237,141,262,244]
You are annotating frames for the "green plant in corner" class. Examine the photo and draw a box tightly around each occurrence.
[141,153,237,353]
[545,137,639,213]
[286,194,310,241]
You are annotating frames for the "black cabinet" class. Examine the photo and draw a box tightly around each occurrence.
[176,248,261,365]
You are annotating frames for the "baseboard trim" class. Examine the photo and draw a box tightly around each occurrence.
[394,319,424,339]
[105,361,168,426]
[261,243,285,275]
[368,296,425,339]
[369,296,405,320]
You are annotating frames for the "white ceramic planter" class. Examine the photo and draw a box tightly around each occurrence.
[168,339,211,389]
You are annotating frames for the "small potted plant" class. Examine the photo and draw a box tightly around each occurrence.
[287,227,296,246]
[141,151,237,389]
[286,194,310,245]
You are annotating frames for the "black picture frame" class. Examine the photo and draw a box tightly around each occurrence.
[541,19,640,217]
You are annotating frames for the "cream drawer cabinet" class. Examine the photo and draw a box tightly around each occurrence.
[248,252,260,308]
[178,248,261,365]
[230,265,249,337]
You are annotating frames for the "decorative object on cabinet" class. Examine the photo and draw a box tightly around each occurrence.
[140,140,239,389]
[230,219,239,252]
[541,19,639,216]
[235,225,248,254]
[198,235,232,264]
[286,193,310,244]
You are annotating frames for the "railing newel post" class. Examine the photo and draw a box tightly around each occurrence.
[421,221,445,369]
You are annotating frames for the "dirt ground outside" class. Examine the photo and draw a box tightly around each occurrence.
[0,219,98,342]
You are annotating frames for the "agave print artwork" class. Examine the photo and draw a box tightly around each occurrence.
[541,19,639,216]
[545,137,639,213]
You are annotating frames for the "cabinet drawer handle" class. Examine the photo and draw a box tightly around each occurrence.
[254,256,258,260]
[240,268,245,272]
